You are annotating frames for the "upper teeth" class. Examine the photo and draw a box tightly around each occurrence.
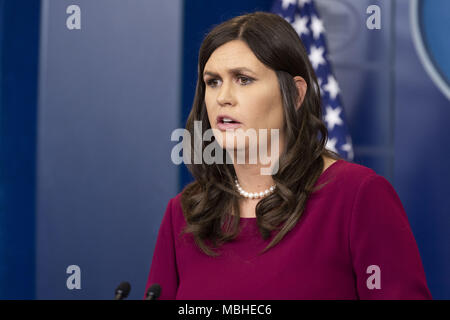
[223,118,234,122]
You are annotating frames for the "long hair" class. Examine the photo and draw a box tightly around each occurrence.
[180,11,342,256]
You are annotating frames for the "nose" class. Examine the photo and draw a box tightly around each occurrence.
[216,80,235,106]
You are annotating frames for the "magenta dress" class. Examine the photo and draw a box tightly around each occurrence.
[145,160,432,299]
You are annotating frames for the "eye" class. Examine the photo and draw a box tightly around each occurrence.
[237,76,253,85]
[205,76,253,88]
[206,79,220,88]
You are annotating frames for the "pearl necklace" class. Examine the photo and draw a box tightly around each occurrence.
[234,177,276,199]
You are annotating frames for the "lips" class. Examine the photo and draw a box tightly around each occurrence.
[216,115,242,131]
[216,115,241,124]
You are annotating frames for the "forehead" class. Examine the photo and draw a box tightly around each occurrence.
[204,40,267,74]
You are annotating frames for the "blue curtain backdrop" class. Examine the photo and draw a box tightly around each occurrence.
[0,0,40,299]
[394,0,450,298]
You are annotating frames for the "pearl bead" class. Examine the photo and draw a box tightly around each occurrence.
[234,177,276,199]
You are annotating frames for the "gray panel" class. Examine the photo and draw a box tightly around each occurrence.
[36,0,181,299]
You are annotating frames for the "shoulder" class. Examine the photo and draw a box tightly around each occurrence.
[163,191,186,229]
[328,160,403,212]
[338,160,396,194]
[334,159,378,181]
[171,192,183,210]
[311,159,402,210]
[318,159,380,193]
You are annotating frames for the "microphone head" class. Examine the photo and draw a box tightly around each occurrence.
[115,281,131,299]
[146,283,161,300]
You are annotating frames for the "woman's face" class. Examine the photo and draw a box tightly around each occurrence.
[203,40,285,157]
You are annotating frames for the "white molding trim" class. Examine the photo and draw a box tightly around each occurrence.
[410,0,450,100]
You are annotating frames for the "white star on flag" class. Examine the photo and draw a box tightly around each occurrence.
[308,45,325,69]
[292,15,309,37]
[341,136,354,161]
[323,75,340,100]
[325,137,338,153]
[310,15,325,39]
[324,105,343,130]
[272,0,354,162]
[281,0,297,10]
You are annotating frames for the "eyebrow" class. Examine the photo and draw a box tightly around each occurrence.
[203,67,256,78]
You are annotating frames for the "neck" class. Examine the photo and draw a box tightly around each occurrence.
[228,133,284,194]
[232,161,276,194]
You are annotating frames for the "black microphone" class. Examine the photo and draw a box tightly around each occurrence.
[145,283,161,300]
[114,281,131,300]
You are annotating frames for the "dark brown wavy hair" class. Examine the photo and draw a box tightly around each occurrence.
[180,11,342,257]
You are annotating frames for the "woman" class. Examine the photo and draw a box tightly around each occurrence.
[145,12,432,300]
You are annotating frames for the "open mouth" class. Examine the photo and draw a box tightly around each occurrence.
[217,115,241,124]
[216,116,242,130]
[220,118,240,124]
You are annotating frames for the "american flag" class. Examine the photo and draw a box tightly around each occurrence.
[271,0,354,161]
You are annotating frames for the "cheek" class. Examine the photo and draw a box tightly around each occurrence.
[252,94,284,129]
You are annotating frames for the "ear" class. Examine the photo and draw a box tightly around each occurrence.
[293,76,307,111]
